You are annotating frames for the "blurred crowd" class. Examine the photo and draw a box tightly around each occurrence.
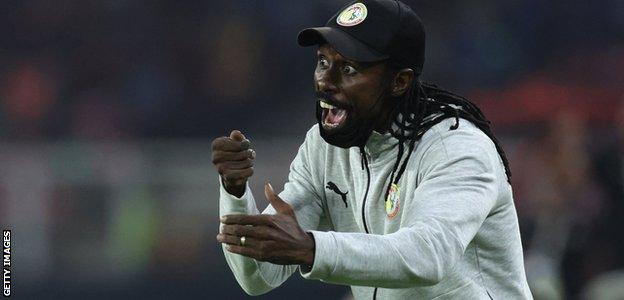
[1,0,623,299]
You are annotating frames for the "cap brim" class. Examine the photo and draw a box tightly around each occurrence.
[297,27,389,62]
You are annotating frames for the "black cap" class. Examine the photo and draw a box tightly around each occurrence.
[298,0,426,74]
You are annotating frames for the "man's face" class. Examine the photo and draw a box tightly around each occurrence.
[314,44,392,133]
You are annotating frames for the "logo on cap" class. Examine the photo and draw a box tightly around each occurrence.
[336,3,368,27]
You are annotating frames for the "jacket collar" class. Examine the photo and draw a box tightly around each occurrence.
[362,130,399,161]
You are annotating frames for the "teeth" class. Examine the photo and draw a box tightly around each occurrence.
[320,101,336,109]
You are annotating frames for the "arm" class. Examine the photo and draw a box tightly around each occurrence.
[218,129,325,295]
[300,126,499,288]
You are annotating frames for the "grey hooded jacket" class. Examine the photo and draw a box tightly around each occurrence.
[218,118,533,299]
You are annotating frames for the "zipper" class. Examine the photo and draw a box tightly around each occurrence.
[359,146,377,299]
[361,151,371,234]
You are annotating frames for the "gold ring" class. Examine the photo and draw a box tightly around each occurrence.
[240,236,246,246]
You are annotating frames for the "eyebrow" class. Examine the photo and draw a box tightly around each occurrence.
[316,51,382,69]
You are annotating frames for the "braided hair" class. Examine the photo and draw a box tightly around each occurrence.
[382,75,512,203]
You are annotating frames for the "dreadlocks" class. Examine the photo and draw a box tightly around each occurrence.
[382,77,512,203]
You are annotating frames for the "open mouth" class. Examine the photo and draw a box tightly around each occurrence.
[320,100,349,130]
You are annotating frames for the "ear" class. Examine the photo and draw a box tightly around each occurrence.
[390,68,414,97]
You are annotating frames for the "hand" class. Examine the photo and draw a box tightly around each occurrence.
[212,130,256,197]
[217,183,315,266]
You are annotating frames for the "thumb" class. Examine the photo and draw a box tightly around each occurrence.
[264,182,293,215]
[229,130,246,142]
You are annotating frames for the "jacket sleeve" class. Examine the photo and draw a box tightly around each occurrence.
[218,128,325,295]
[300,126,500,288]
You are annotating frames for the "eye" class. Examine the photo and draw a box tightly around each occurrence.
[342,65,357,75]
[317,56,329,69]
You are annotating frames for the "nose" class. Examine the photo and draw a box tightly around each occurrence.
[315,67,339,94]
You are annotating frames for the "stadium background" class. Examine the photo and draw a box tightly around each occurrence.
[1,0,623,299]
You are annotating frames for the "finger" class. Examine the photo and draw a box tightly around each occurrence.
[264,182,294,214]
[230,131,251,149]
[220,224,277,240]
[221,214,274,226]
[217,233,261,247]
[212,149,255,164]
[216,233,240,245]
[216,159,254,173]
[230,130,246,142]
[222,168,254,182]
[212,137,250,152]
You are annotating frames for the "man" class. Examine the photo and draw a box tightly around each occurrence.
[212,0,532,298]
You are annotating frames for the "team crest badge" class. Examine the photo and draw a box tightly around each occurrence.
[336,3,368,27]
[385,183,400,218]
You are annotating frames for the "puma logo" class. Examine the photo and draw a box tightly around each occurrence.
[326,181,348,207]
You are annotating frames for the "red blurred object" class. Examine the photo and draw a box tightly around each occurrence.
[471,74,623,128]
[2,63,57,123]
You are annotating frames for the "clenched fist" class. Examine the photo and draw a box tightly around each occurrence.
[212,130,256,197]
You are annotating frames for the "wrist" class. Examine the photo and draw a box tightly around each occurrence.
[222,177,246,198]
[301,232,315,267]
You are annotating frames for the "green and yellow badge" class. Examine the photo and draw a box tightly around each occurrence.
[336,3,368,27]
[385,183,400,219]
